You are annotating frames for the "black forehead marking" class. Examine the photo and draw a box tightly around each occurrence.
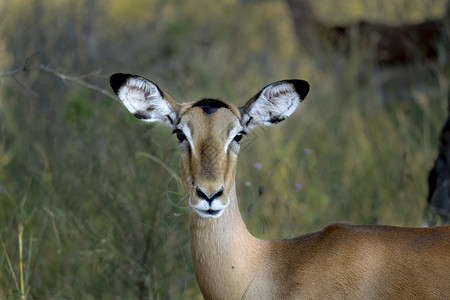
[192,99,229,115]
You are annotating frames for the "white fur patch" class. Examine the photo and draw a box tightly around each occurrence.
[118,77,177,127]
[189,196,230,219]
[241,82,300,129]
[179,123,195,152]
[224,126,244,153]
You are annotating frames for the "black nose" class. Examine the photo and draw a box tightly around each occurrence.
[196,187,223,203]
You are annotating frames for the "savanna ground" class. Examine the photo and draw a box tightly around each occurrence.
[0,0,449,299]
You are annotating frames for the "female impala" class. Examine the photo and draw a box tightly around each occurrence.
[110,73,450,299]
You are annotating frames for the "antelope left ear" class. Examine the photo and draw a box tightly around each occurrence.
[239,79,309,130]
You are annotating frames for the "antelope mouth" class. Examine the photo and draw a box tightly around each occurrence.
[206,209,221,216]
[192,207,225,218]
[189,197,230,219]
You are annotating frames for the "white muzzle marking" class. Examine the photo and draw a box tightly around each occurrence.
[189,196,230,218]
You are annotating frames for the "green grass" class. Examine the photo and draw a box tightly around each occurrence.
[1,66,447,299]
[238,64,448,237]
[0,90,196,298]
[1,0,448,298]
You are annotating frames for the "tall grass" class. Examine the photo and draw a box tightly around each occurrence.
[1,0,448,299]
[1,57,447,300]
[0,89,196,298]
[239,62,448,238]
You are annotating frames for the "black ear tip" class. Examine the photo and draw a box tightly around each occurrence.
[290,80,310,100]
[110,73,132,95]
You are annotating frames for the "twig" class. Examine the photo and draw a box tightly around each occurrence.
[0,64,118,101]
[19,224,25,300]
[0,67,26,78]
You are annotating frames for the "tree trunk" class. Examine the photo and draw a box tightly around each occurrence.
[427,92,450,224]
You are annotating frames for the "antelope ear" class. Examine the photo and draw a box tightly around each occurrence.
[110,73,180,128]
[239,79,309,130]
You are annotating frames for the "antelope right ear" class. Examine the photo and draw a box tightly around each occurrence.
[110,73,181,128]
[239,79,309,130]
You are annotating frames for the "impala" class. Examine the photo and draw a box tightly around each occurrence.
[110,73,450,299]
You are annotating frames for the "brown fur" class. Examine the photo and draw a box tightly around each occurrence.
[179,106,450,299]
[110,74,450,299]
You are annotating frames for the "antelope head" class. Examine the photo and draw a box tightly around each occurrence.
[110,74,309,219]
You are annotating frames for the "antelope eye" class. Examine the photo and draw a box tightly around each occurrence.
[173,129,186,143]
[233,131,246,143]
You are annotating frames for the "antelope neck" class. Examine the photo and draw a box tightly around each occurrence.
[189,183,267,298]
[190,183,259,246]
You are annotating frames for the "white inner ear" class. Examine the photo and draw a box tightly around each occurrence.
[242,82,300,129]
[118,77,177,127]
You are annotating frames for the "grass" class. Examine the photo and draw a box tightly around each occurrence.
[239,64,448,238]
[1,0,449,298]
[1,52,448,300]
[0,90,195,298]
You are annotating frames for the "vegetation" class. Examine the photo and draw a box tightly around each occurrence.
[0,0,448,298]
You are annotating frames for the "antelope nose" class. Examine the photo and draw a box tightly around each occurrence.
[196,187,223,204]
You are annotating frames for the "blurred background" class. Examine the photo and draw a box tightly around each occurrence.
[0,0,449,298]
